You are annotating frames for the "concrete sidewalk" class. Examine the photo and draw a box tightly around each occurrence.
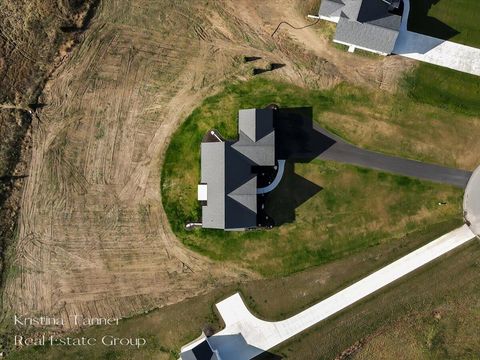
[394,0,480,76]
[207,225,475,360]
[393,31,480,76]
[464,166,480,236]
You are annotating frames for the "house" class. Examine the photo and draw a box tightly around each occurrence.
[319,0,403,55]
[198,108,276,231]
[180,332,221,360]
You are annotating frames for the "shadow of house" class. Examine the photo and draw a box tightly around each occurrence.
[393,30,447,54]
[263,161,323,226]
[256,105,472,226]
[253,351,283,360]
[181,332,282,360]
[208,334,282,360]
[261,107,331,226]
[407,0,459,40]
[274,107,335,161]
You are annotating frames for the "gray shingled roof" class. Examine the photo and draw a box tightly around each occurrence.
[319,0,345,17]
[200,108,275,230]
[335,17,400,54]
[340,0,362,19]
[228,177,257,213]
[319,0,362,19]
[201,142,226,229]
[181,340,219,360]
[234,108,275,166]
[224,144,257,230]
[356,0,401,30]
[238,108,273,142]
[232,131,275,166]
[200,141,258,230]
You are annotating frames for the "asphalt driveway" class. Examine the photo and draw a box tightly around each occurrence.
[314,124,472,189]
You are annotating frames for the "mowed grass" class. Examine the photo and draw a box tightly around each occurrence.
[8,219,478,360]
[162,78,465,276]
[408,0,480,48]
[271,234,480,359]
[403,63,480,117]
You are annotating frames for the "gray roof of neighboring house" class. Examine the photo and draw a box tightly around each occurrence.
[200,108,275,230]
[319,0,345,17]
[340,0,362,19]
[319,0,362,19]
[181,340,219,360]
[356,0,402,30]
[335,17,400,54]
[320,0,402,54]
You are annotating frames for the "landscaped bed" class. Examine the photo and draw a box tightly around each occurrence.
[161,78,465,276]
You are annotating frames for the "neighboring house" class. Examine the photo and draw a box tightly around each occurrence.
[319,0,403,55]
[180,332,220,360]
[198,108,276,231]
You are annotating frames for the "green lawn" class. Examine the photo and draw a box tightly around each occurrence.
[161,78,465,276]
[183,76,480,171]
[408,0,480,48]
[403,63,480,116]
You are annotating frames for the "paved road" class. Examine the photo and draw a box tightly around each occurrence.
[393,0,480,76]
[314,124,472,189]
[203,225,475,360]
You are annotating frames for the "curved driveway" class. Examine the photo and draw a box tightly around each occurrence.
[314,124,472,189]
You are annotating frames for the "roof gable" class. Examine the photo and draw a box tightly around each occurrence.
[228,177,257,213]
[232,131,275,166]
[238,108,273,142]
[319,0,345,17]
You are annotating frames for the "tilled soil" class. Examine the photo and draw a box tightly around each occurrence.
[1,0,413,331]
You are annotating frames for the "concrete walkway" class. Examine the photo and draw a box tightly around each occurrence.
[314,125,472,189]
[464,166,480,236]
[257,160,286,194]
[393,0,480,76]
[207,225,475,360]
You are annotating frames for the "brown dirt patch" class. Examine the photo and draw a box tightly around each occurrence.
[1,0,416,329]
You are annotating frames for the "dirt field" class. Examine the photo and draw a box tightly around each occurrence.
[10,219,478,360]
[0,0,99,326]
[1,0,417,332]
